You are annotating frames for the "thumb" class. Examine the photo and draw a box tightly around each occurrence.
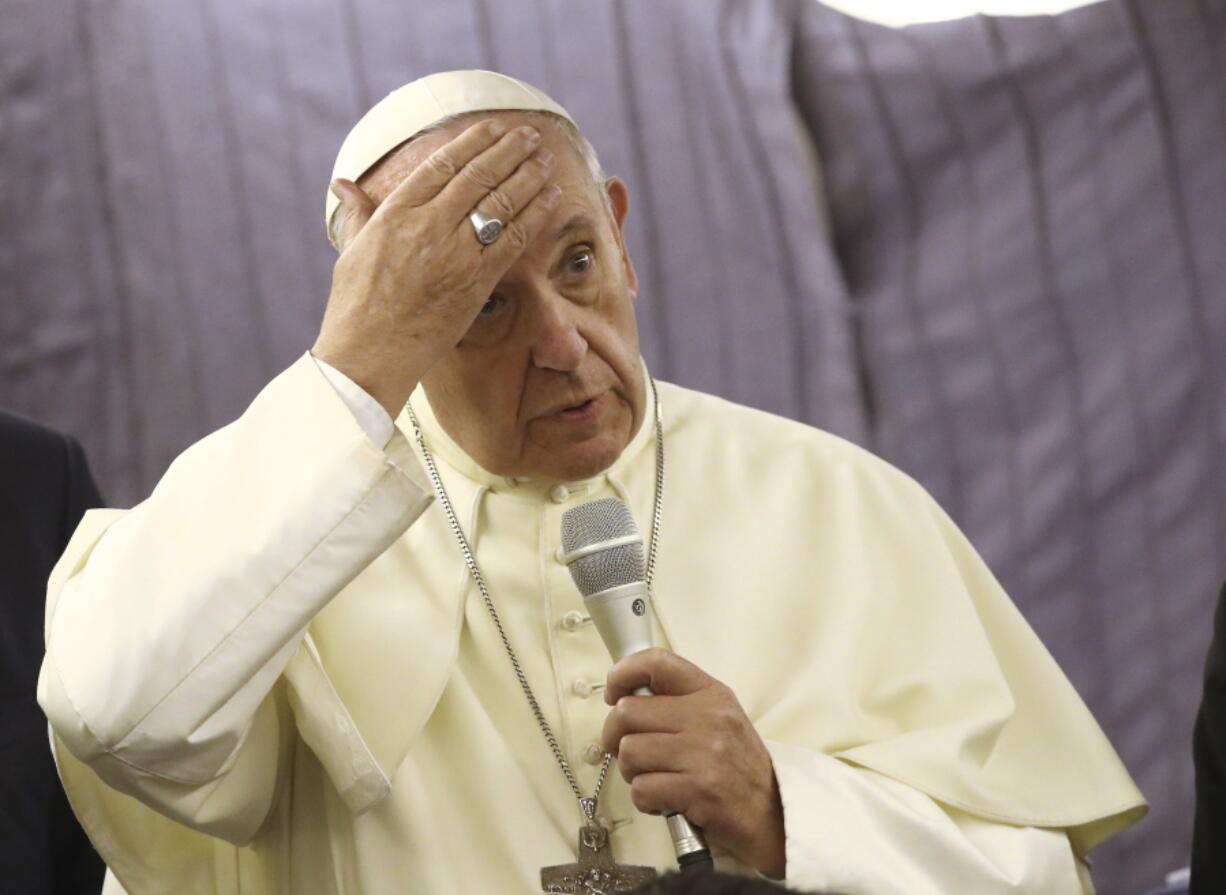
[330,178,376,250]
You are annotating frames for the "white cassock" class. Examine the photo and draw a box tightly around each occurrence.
[38,353,1145,895]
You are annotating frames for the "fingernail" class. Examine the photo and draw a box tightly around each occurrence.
[546,184,563,200]
[537,148,555,166]
[521,126,541,144]
[490,120,508,137]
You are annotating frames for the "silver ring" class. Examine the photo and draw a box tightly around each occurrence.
[469,210,503,246]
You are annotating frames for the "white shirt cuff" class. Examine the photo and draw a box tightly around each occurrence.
[312,356,396,449]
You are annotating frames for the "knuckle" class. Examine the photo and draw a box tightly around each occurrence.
[645,647,673,670]
[425,152,459,179]
[708,690,738,722]
[617,737,634,765]
[500,220,529,251]
[461,161,501,191]
[698,766,723,799]
[483,188,515,219]
[720,704,745,733]
[711,703,735,729]
[609,699,630,728]
[696,771,726,804]
[630,779,652,814]
[618,738,643,776]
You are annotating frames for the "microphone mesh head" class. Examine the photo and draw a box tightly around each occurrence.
[560,497,646,596]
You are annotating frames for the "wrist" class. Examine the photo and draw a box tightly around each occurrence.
[748,774,787,879]
[310,343,419,418]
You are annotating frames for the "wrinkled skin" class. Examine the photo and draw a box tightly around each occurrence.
[316,111,644,482]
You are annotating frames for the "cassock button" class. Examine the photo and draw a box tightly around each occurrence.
[560,610,589,631]
[583,743,606,765]
[571,679,601,698]
[549,484,571,503]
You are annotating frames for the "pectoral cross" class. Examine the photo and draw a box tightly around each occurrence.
[540,822,658,894]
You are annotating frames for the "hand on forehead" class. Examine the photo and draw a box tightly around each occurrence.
[359,111,581,208]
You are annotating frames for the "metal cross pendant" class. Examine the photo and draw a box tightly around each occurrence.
[541,822,658,894]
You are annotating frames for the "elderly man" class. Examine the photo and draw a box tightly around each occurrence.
[39,71,1143,895]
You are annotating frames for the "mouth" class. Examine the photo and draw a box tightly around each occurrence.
[546,393,604,422]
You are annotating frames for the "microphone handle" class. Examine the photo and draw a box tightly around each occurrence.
[585,583,714,872]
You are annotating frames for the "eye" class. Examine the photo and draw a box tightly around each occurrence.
[477,295,506,317]
[566,248,594,275]
[460,291,514,347]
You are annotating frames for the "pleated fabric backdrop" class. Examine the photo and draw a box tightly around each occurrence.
[2,0,1224,890]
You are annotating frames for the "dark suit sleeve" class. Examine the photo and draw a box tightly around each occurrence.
[56,433,105,554]
[1191,583,1226,894]
[0,416,107,895]
[49,434,107,895]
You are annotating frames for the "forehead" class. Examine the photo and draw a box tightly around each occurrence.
[358,110,593,207]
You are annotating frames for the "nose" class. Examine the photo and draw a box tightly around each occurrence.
[528,291,588,372]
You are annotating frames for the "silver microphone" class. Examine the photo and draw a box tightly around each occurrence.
[560,497,714,872]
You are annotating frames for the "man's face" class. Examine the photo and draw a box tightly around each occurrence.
[359,111,644,482]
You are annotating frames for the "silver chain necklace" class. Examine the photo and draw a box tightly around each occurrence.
[406,378,665,893]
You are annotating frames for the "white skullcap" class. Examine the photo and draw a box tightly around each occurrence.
[325,70,573,248]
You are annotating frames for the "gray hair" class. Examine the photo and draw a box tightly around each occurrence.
[329,110,608,250]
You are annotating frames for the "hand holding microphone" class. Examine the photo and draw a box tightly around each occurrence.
[560,498,786,879]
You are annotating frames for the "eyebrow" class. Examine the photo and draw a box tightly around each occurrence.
[553,214,597,243]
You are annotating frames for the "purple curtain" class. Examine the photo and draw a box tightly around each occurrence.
[3,0,1224,890]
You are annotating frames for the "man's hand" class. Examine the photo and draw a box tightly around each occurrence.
[313,119,561,415]
[601,648,786,879]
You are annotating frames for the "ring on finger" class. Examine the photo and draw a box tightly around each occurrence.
[469,209,503,245]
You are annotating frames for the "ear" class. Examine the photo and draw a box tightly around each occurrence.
[604,177,639,297]
[330,178,377,253]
